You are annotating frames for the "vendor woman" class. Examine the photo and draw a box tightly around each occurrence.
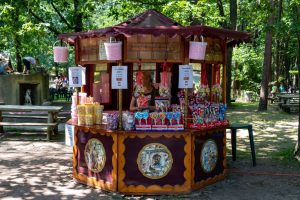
[130,71,157,112]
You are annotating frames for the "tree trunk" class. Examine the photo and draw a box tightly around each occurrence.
[294,33,300,160]
[258,0,275,111]
[284,39,290,84]
[12,6,23,72]
[226,47,233,104]
[14,34,22,72]
[225,0,237,105]
[74,0,83,32]
[275,0,282,82]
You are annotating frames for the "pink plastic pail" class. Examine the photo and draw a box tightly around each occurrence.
[189,41,207,60]
[104,42,122,61]
[53,46,68,63]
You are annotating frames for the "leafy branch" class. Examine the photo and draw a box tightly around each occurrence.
[50,0,73,30]
[21,1,60,35]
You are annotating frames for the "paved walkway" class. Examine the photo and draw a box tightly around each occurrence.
[1,137,300,200]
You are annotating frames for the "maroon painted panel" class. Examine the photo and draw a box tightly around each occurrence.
[123,135,186,187]
[76,130,114,183]
[194,131,225,182]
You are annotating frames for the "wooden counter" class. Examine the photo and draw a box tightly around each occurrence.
[68,119,227,194]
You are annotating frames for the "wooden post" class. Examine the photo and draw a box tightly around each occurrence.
[184,88,188,128]
[76,88,80,105]
[0,111,3,133]
[118,62,123,130]
[47,112,54,141]
[222,40,227,104]
[222,64,226,104]
[211,64,216,102]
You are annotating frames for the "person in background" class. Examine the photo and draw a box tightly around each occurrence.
[270,83,278,98]
[279,83,286,93]
[0,60,13,75]
[23,56,39,74]
[130,71,157,112]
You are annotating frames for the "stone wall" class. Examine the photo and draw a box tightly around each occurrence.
[0,73,49,105]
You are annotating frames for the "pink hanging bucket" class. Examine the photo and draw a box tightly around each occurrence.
[104,38,122,61]
[53,41,68,63]
[189,36,207,60]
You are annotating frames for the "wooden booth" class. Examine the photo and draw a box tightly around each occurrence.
[60,10,249,194]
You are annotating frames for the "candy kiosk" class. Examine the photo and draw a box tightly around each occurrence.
[60,10,250,194]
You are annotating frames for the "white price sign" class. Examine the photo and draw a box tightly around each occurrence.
[178,65,193,88]
[68,67,86,87]
[111,66,128,89]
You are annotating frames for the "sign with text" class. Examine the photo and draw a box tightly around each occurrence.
[68,67,86,87]
[98,40,107,60]
[111,66,128,89]
[178,65,193,88]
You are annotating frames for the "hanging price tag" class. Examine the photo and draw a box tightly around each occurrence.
[68,67,86,87]
[111,66,128,89]
[178,65,193,88]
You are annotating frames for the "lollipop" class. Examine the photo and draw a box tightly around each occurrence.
[135,112,144,125]
[159,112,166,125]
[166,112,173,126]
[173,112,181,125]
[150,112,157,125]
[143,112,149,125]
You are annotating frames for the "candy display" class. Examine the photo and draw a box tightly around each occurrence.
[71,94,78,121]
[159,86,171,98]
[171,104,181,112]
[195,84,210,100]
[77,105,86,115]
[71,64,227,132]
[107,112,119,130]
[133,85,143,98]
[159,71,171,98]
[85,104,94,115]
[211,84,222,102]
[155,98,170,112]
[79,92,87,105]
[94,104,104,115]
[135,111,184,131]
[122,112,135,131]
[85,115,94,126]
[94,104,104,125]
[189,103,228,129]
[135,112,151,130]
[78,115,85,125]
[86,97,94,104]
[75,99,105,126]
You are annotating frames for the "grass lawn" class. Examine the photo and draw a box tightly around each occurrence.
[227,102,299,168]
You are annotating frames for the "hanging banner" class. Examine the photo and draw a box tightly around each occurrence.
[178,65,193,88]
[68,67,86,87]
[111,66,128,89]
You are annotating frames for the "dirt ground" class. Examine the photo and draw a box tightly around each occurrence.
[0,136,300,200]
[0,103,300,200]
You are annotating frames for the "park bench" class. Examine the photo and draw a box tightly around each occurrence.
[2,114,66,121]
[277,94,299,113]
[267,96,279,104]
[281,98,299,113]
[0,105,63,140]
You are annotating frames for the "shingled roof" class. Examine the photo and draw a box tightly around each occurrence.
[58,9,249,45]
